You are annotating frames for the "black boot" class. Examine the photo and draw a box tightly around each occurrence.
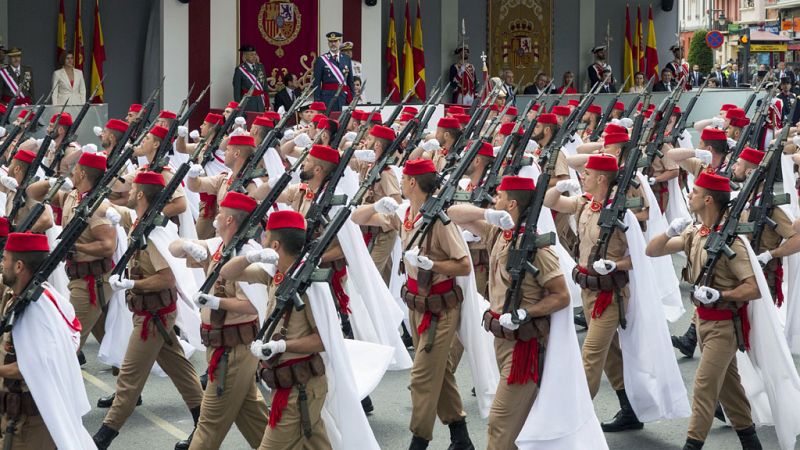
[199,370,208,390]
[174,406,201,450]
[446,419,475,450]
[682,438,704,450]
[92,424,119,450]
[671,322,697,358]
[574,310,588,330]
[77,350,86,366]
[401,324,414,350]
[361,395,374,415]
[601,389,644,432]
[714,403,726,422]
[97,392,142,408]
[736,424,762,450]
[409,435,429,450]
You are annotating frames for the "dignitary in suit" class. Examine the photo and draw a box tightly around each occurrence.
[312,31,354,112]
[728,64,743,88]
[273,73,301,114]
[709,64,727,88]
[654,68,678,92]
[232,44,268,113]
[0,48,34,105]
[688,65,706,88]
[502,69,516,104]
[777,61,795,86]
[51,51,86,106]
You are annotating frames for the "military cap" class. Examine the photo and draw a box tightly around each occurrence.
[326,31,343,41]
[5,47,21,57]
[341,41,354,51]
[238,44,256,52]
[591,45,606,54]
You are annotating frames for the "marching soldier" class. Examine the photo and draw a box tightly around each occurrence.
[98,119,130,154]
[312,32,354,112]
[411,117,462,172]
[168,192,269,449]
[233,45,268,113]
[646,172,762,450]
[352,159,474,450]
[0,148,54,232]
[92,172,204,450]
[0,48,34,105]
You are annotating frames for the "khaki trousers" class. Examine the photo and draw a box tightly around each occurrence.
[189,344,269,449]
[104,311,203,430]
[687,317,753,442]
[581,288,626,398]
[69,274,112,350]
[369,229,397,285]
[0,414,55,450]
[486,338,539,450]
[408,305,466,441]
[259,374,331,450]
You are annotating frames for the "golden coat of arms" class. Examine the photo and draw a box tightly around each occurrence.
[258,0,302,58]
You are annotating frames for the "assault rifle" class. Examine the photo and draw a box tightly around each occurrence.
[47,77,106,175]
[670,78,709,146]
[401,80,449,163]
[151,84,211,171]
[623,76,655,118]
[324,83,345,115]
[502,85,562,176]
[128,77,164,143]
[721,86,776,179]
[743,70,772,114]
[330,80,369,148]
[0,92,20,126]
[589,74,630,142]
[641,76,685,171]
[383,78,420,127]
[204,85,256,159]
[0,89,52,161]
[15,177,66,233]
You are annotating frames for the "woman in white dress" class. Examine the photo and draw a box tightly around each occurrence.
[51,51,86,106]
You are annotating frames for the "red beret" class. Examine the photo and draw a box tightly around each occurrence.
[587,104,602,115]
[604,124,628,135]
[551,106,570,117]
[228,135,255,147]
[78,152,107,171]
[505,106,518,116]
[149,125,169,140]
[317,117,338,131]
[672,106,682,115]
[604,133,629,146]
[226,101,239,110]
[695,171,731,192]
[0,217,9,238]
[738,147,764,165]
[402,106,419,115]
[498,175,535,191]
[220,191,257,213]
[498,122,523,136]
[106,119,129,133]
[262,111,281,122]
[351,110,366,121]
[489,104,500,112]
[537,113,557,125]
[6,232,49,252]
[50,112,73,126]
[13,149,36,164]
[0,104,5,114]
[204,113,224,125]
[720,104,737,111]
[586,154,619,172]
[532,104,541,112]
[128,104,143,113]
[437,117,460,130]
[477,141,494,158]
[252,116,274,128]
[267,210,306,231]
[370,125,396,141]
[613,102,625,111]
[636,102,656,112]
[17,110,30,119]
[309,101,327,112]
[453,114,470,125]
[158,110,177,120]
[730,117,750,128]
[133,171,166,187]
[403,158,436,176]
[309,144,340,164]
[726,108,746,120]
[399,113,416,122]
[700,127,727,142]
[447,106,465,115]
[643,110,654,119]
[567,99,579,107]
[367,112,382,123]
[312,114,326,124]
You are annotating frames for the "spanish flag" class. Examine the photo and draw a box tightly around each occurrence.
[412,0,427,101]
[402,1,415,100]
[645,5,659,81]
[74,0,85,70]
[623,6,634,90]
[635,6,644,73]
[57,0,66,64]
[385,0,401,102]
[90,0,105,103]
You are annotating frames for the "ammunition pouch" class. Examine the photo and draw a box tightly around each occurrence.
[65,257,113,281]
[401,285,463,314]
[126,287,177,313]
[0,392,37,417]
[482,310,549,345]
[200,320,258,348]
[571,267,629,291]
[259,353,326,390]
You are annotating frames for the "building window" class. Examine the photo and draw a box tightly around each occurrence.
[740,0,754,8]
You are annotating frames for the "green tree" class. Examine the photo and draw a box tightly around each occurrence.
[688,29,714,74]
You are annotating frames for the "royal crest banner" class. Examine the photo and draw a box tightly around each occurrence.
[488,0,552,85]
[239,0,319,93]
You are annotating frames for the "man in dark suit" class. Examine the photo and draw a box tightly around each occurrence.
[653,68,678,92]
[689,64,705,88]
[312,31,354,112]
[523,72,556,95]
[728,63,742,88]
[232,44,268,112]
[0,47,34,105]
[777,61,796,86]
[273,73,301,113]
[709,64,727,88]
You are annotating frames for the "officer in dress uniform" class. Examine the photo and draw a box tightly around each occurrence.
[312,32,355,112]
[664,44,690,90]
[341,41,362,80]
[232,44,268,113]
[587,45,614,88]
[0,48,34,105]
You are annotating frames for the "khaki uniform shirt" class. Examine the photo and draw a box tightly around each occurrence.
[741,205,796,253]
[59,190,113,262]
[117,207,171,291]
[679,224,755,291]
[570,195,629,268]
[353,160,401,205]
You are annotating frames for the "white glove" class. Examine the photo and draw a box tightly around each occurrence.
[82,143,97,154]
[108,274,134,291]
[189,129,200,141]
[187,164,205,178]
[693,286,720,304]
[618,117,633,128]
[343,131,358,143]
[373,197,399,214]
[391,123,402,132]
[492,146,501,157]
[421,139,441,152]
[416,255,434,270]
[229,127,246,137]
[212,219,220,231]
[283,129,296,141]
[525,139,540,154]
[461,230,481,243]
[757,251,773,266]
[250,339,286,360]
[105,207,121,225]
[193,292,220,310]
[182,241,208,262]
[666,217,693,237]
[711,117,725,129]
[0,176,17,192]
[404,247,434,270]
[555,179,581,194]
[246,248,279,264]
[726,138,737,149]
[293,133,313,148]
[499,309,527,330]
[177,125,189,138]
[484,209,515,230]
[354,149,376,162]
[234,116,246,127]
[92,126,103,137]
[0,127,6,139]
[592,259,616,275]
[648,177,656,185]
[792,134,800,148]
[60,177,74,192]
[695,149,713,165]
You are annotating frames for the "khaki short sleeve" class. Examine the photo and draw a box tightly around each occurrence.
[533,247,563,287]
[144,245,170,273]
[241,264,272,285]
[680,158,704,178]
[554,150,570,178]
[434,221,469,262]
[773,207,796,240]
[727,238,756,282]
[379,169,401,198]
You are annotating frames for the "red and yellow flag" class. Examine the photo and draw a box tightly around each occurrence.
[645,5,659,81]
[402,1,415,98]
[635,6,644,74]
[57,0,66,64]
[90,0,105,103]
[623,6,634,90]
[74,0,85,70]
[412,0,426,101]
[385,0,401,102]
